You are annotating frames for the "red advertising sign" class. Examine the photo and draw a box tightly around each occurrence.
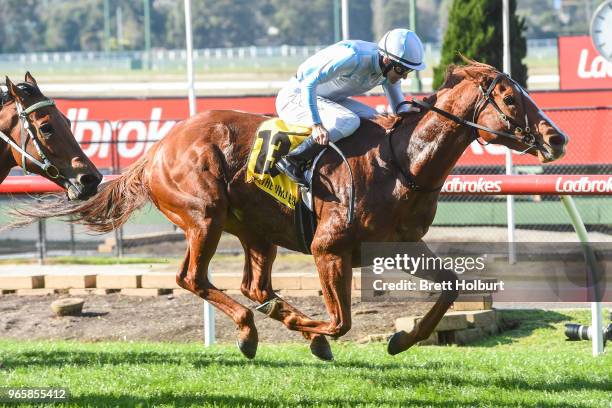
[558,35,612,90]
[55,91,612,170]
[7,174,612,196]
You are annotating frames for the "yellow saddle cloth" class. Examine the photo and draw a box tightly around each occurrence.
[246,118,311,209]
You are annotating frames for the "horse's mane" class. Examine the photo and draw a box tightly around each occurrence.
[373,56,499,131]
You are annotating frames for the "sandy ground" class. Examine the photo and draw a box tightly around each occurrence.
[1,291,605,346]
[1,229,609,346]
[0,293,431,344]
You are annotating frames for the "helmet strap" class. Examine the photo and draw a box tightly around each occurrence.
[379,55,393,78]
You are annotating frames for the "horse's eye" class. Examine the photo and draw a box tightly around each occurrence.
[503,95,515,106]
[39,123,54,138]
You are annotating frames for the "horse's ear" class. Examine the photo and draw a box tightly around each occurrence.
[457,52,476,66]
[24,72,38,87]
[478,75,494,92]
[5,77,26,100]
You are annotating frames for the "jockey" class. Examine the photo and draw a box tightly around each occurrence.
[275,28,426,186]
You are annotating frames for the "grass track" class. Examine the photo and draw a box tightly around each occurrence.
[0,310,610,407]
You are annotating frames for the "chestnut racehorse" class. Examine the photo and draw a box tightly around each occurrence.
[0,73,101,199]
[10,62,567,360]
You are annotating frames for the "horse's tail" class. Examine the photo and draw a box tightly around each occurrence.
[6,157,150,233]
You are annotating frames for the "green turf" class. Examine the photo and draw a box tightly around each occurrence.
[0,310,609,407]
[434,198,612,226]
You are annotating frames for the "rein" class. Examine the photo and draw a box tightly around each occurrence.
[387,72,544,192]
[407,73,541,150]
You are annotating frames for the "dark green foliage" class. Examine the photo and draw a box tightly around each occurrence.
[268,0,371,45]
[268,0,336,45]
[0,0,375,53]
[432,0,528,89]
[164,0,266,49]
[0,0,45,53]
[43,0,103,51]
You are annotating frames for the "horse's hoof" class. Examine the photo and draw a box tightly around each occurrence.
[236,337,258,359]
[236,328,259,360]
[255,298,281,317]
[387,331,410,356]
[310,336,334,361]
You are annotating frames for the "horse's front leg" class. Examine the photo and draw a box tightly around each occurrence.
[238,236,334,361]
[387,241,459,355]
[313,250,353,338]
[256,250,353,339]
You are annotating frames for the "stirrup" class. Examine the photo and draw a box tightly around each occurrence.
[276,158,307,186]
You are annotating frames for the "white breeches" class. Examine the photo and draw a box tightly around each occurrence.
[276,83,378,142]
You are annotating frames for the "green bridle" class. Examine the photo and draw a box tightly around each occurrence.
[0,95,61,178]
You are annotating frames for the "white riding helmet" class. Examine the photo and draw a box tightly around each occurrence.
[378,29,426,71]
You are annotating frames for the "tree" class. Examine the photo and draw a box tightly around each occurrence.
[43,0,103,51]
[164,0,266,49]
[269,0,335,45]
[432,0,527,89]
[0,0,44,53]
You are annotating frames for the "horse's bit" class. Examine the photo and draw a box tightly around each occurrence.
[0,89,61,179]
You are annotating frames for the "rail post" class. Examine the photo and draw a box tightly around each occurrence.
[204,267,215,346]
[560,195,604,356]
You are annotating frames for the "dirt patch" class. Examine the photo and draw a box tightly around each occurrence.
[0,293,430,344]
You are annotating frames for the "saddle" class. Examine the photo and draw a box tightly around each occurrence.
[247,118,354,254]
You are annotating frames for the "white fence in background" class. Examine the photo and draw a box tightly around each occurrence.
[0,39,559,73]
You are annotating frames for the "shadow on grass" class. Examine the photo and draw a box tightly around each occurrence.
[358,365,611,394]
[469,309,574,347]
[64,391,597,408]
[0,348,415,371]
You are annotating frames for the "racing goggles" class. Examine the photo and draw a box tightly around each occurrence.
[392,63,414,76]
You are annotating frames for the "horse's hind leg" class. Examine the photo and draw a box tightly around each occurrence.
[177,218,259,359]
[238,237,334,361]
[152,144,259,359]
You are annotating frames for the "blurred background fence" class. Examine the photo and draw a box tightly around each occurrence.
[1,105,610,260]
[0,39,559,90]
[0,41,515,71]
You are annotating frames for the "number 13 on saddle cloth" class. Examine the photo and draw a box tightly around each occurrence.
[246,118,312,209]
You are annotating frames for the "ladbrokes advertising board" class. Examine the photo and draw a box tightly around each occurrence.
[56,90,612,170]
[558,35,612,90]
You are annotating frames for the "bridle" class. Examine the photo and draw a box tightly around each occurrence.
[388,72,545,192]
[0,86,62,179]
[408,72,542,152]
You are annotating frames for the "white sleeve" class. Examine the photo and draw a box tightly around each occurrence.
[382,80,409,113]
[298,48,358,124]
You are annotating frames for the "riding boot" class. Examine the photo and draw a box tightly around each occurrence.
[275,136,326,186]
